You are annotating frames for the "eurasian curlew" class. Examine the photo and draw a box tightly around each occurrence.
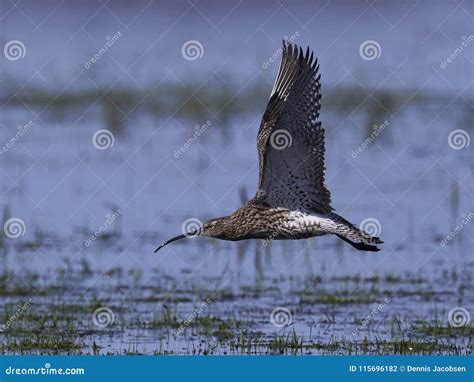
[155,41,383,253]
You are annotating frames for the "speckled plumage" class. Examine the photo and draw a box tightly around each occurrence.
[155,41,383,253]
[255,42,331,214]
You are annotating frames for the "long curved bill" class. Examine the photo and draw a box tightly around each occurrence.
[154,229,201,253]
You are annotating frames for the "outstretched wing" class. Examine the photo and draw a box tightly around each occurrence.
[253,41,332,214]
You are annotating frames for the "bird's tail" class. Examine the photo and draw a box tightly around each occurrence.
[328,213,383,252]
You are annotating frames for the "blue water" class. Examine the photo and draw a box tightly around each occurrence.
[0,0,472,354]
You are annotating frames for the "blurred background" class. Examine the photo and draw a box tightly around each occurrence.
[0,0,472,355]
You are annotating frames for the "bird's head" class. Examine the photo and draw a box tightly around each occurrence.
[201,216,234,239]
[154,216,233,253]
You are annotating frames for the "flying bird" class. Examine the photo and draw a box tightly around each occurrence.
[155,41,383,253]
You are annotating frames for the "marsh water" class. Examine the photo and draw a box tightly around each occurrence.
[0,1,472,354]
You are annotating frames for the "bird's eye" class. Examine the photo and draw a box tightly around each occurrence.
[207,224,215,229]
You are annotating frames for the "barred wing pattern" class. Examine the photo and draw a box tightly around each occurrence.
[254,42,332,214]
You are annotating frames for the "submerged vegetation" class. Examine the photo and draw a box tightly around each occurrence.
[0,263,471,355]
[1,79,472,141]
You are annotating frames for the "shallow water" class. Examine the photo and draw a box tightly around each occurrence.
[0,0,472,355]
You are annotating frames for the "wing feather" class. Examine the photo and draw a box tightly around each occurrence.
[252,41,332,214]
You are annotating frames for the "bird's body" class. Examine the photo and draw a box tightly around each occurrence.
[225,206,336,241]
[200,203,330,241]
[195,202,381,251]
[155,41,383,253]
